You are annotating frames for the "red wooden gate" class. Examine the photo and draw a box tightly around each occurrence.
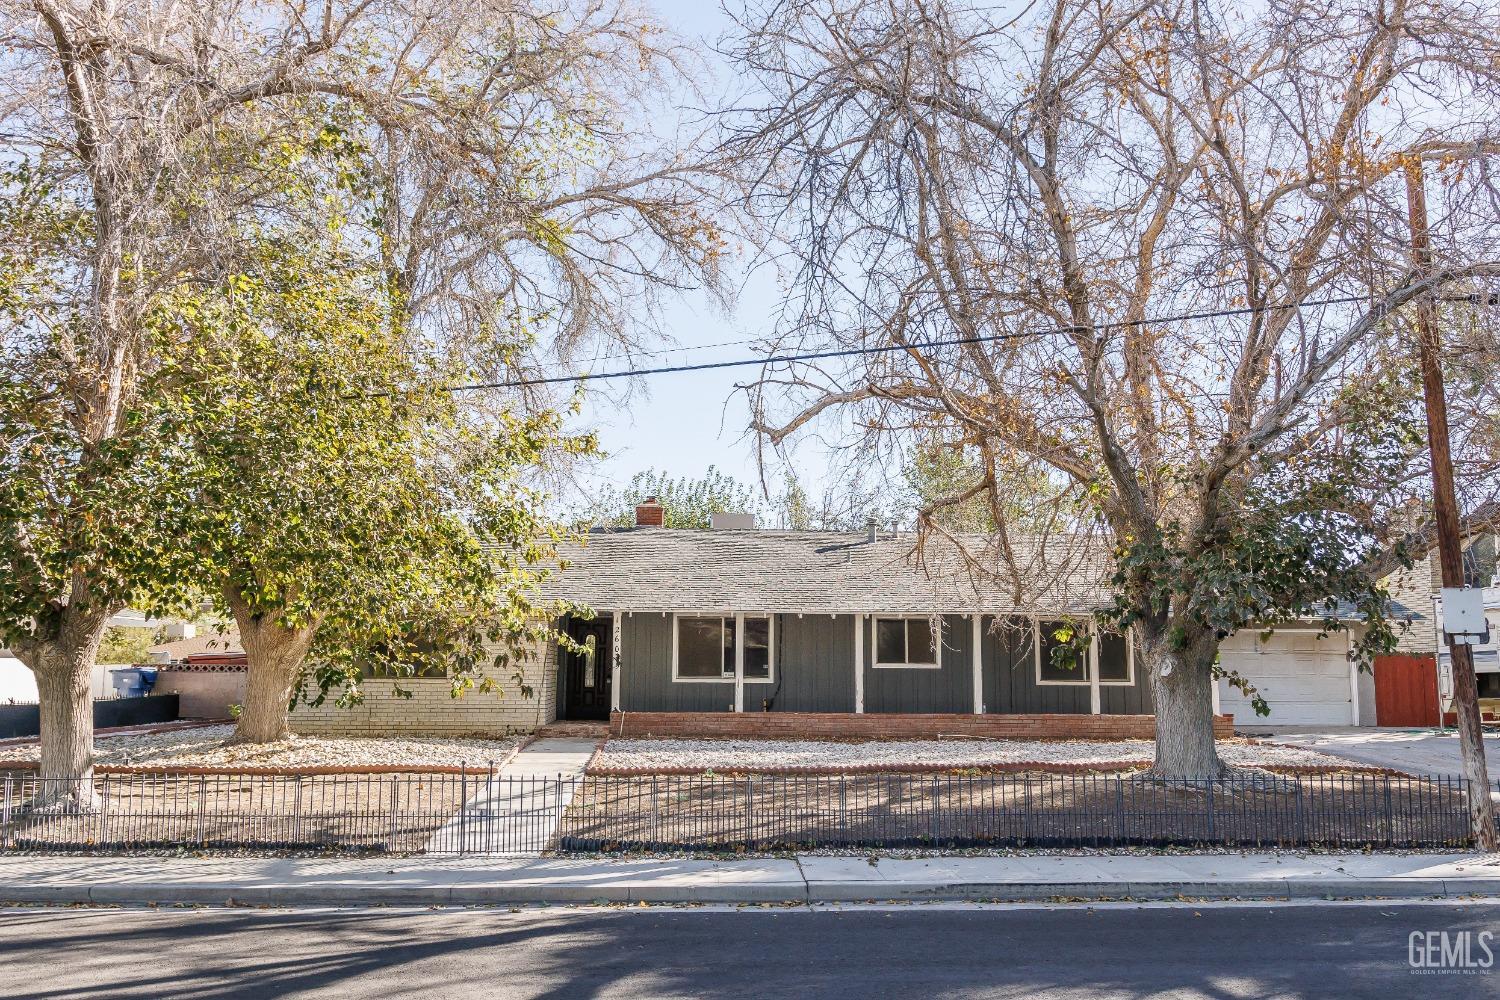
[1374,654,1439,727]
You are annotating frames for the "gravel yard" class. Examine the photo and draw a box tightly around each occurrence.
[593,737,1356,773]
[0,724,521,770]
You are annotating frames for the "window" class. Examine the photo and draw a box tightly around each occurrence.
[360,631,453,679]
[1037,620,1089,684]
[743,616,771,679]
[1097,630,1132,685]
[1479,672,1500,700]
[873,616,939,668]
[582,635,597,689]
[673,614,774,682]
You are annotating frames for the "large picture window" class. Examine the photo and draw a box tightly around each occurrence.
[1036,620,1089,684]
[1032,621,1135,686]
[673,614,774,682]
[873,616,939,668]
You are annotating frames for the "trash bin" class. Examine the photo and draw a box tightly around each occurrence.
[110,667,146,698]
[137,667,158,695]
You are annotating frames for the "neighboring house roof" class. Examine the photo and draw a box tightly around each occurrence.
[541,527,1116,615]
[148,630,243,663]
[539,526,1425,621]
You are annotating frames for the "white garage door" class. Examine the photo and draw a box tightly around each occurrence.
[1217,631,1352,726]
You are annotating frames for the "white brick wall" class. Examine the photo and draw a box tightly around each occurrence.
[1385,552,1440,655]
[290,637,558,737]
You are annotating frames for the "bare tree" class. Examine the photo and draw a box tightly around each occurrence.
[729,0,1500,777]
[0,0,734,800]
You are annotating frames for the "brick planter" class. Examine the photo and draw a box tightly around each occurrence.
[607,711,1234,741]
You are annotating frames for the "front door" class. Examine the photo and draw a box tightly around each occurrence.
[562,616,612,720]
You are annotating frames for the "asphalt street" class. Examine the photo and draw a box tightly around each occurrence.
[3,901,1499,999]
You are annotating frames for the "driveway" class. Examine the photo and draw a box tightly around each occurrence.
[1254,726,1500,778]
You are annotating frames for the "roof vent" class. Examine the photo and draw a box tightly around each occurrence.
[710,512,756,531]
[635,497,664,528]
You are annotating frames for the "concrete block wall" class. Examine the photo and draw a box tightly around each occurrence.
[290,638,558,737]
[155,667,245,720]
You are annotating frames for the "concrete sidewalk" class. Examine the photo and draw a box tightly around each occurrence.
[4,851,1500,906]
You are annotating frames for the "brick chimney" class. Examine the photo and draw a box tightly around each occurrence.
[635,496,664,527]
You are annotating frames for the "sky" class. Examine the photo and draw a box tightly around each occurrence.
[568,1,823,507]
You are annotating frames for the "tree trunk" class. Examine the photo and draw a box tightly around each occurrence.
[13,612,111,810]
[226,585,320,745]
[1141,627,1226,779]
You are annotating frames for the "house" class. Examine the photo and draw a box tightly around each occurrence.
[1370,535,1497,726]
[290,499,1388,738]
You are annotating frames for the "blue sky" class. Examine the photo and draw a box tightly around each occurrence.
[570,1,817,505]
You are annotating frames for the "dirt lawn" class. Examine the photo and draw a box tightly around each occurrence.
[0,724,521,771]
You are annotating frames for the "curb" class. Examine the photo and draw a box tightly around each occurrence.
[1,877,1493,907]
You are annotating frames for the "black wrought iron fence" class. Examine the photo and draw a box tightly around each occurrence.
[0,769,1486,855]
[0,770,566,855]
[556,772,1483,852]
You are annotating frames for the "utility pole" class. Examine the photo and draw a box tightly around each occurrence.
[1405,159,1497,851]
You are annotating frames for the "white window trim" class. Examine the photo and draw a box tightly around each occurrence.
[1034,617,1092,686]
[670,612,775,684]
[1032,620,1136,687]
[871,615,943,670]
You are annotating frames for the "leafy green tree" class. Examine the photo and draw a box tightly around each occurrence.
[1,1,732,793]
[580,467,766,529]
[904,437,1066,535]
[96,628,157,666]
[147,242,594,743]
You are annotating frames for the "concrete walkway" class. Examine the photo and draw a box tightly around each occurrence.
[1254,727,1500,778]
[4,851,1499,906]
[428,738,596,855]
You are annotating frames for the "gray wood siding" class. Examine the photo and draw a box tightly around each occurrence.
[618,613,776,713]
[1098,679,1152,714]
[1098,648,1154,714]
[981,616,1090,714]
[862,615,974,714]
[769,614,856,712]
[981,616,1150,715]
[615,611,1149,716]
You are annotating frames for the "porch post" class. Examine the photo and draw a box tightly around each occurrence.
[733,612,745,713]
[610,612,622,713]
[1089,629,1101,715]
[971,614,983,714]
[854,614,865,714]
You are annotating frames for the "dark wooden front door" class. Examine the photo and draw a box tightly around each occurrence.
[562,617,612,720]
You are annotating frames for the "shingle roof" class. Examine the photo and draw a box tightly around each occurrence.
[148,630,243,662]
[535,527,1427,624]
[538,527,1116,615]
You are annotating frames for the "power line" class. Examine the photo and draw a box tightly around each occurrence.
[572,333,763,366]
[455,293,1377,392]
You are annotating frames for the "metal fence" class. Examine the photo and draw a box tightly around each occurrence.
[558,772,1481,852]
[0,771,567,855]
[0,769,1486,855]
